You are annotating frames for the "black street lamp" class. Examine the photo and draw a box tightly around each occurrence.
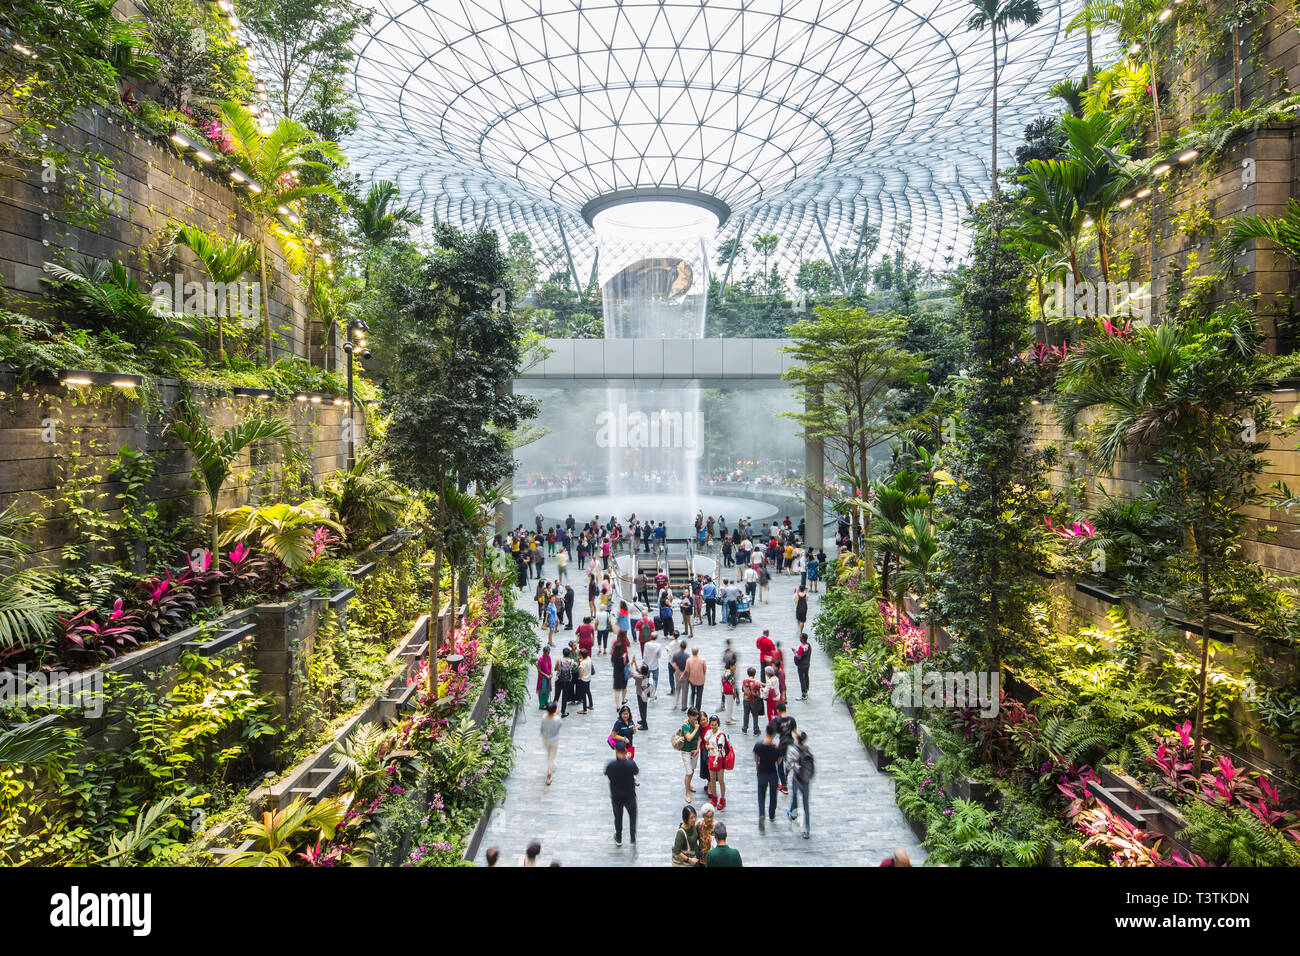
[342,318,370,470]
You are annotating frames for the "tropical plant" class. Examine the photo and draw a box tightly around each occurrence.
[42,257,200,370]
[218,500,343,572]
[966,0,1044,197]
[169,225,260,363]
[217,100,345,363]
[1017,159,1087,286]
[321,451,408,545]
[352,180,421,289]
[1069,0,1169,145]
[169,403,292,594]
[1057,306,1283,773]
[0,718,72,765]
[1214,199,1300,274]
[220,795,349,867]
[1057,112,1137,282]
[0,504,63,655]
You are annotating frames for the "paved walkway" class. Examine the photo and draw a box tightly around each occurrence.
[476,553,924,866]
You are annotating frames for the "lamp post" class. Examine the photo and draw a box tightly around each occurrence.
[342,318,370,470]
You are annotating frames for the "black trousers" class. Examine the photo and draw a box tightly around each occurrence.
[576,679,592,710]
[612,792,637,842]
[689,683,704,710]
[705,599,716,624]
[636,695,648,726]
[797,665,810,697]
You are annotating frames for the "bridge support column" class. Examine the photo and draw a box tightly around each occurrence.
[803,386,824,551]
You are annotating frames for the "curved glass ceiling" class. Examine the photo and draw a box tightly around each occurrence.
[348,0,1097,277]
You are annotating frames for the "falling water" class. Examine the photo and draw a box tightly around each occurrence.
[594,201,714,531]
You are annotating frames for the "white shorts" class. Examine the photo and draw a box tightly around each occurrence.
[681,750,697,773]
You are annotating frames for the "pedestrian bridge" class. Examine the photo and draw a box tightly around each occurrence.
[517,337,797,387]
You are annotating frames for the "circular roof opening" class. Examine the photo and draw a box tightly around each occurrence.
[583,189,729,230]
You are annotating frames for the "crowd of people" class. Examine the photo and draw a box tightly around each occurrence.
[497,512,844,866]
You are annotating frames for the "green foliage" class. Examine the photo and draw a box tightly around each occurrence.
[1179,800,1300,867]
[322,452,409,546]
[218,500,342,571]
[42,256,201,375]
[221,795,351,867]
[0,505,63,653]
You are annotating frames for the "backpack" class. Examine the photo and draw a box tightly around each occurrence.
[671,727,686,751]
[795,744,815,783]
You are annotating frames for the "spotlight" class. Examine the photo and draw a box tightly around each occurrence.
[1177,149,1199,163]
[1153,163,1171,175]
[1137,187,1153,198]
[361,348,372,360]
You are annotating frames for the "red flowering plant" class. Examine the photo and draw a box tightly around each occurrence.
[61,598,146,663]
[878,600,929,663]
[136,569,199,640]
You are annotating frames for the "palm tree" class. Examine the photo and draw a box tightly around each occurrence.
[217,101,344,365]
[169,403,293,602]
[967,0,1044,198]
[1214,199,1300,273]
[1070,0,1168,146]
[1049,78,1087,117]
[1058,113,1136,283]
[1017,159,1088,287]
[169,226,260,364]
[353,180,421,290]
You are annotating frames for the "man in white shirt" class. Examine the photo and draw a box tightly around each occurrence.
[743,564,759,604]
[538,703,563,786]
[642,633,662,690]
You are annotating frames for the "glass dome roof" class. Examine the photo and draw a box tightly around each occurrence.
[347,0,1096,276]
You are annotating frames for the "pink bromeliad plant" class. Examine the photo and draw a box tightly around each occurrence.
[877,600,930,663]
[1044,516,1095,539]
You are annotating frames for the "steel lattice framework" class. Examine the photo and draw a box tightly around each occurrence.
[348,0,1095,279]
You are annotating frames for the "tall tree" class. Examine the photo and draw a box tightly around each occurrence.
[783,305,926,578]
[967,0,1044,198]
[169,226,260,364]
[236,0,372,127]
[379,225,538,695]
[935,204,1051,673]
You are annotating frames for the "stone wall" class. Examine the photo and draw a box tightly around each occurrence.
[0,103,339,367]
[0,370,366,569]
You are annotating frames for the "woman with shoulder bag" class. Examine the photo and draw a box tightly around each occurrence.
[672,805,700,866]
[707,716,732,810]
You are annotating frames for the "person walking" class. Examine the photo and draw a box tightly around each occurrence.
[611,631,631,710]
[794,585,808,638]
[764,666,781,725]
[539,702,562,786]
[755,629,775,682]
[754,723,780,828]
[773,640,788,703]
[720,641,739,725]
[743,563,758,605]
[633,664,653,730]
[707,716,732,810]
[641,630,662,691]
[684,645,707,712]
[705,821,742,866]
[677,707,702,803]
[635,570,649,605]
[794,632,812,701]
[563,584,575,630]
[576,616,595,659]
[555,547,568,583]
[806,549,819,593]
[678,588,695,638]
[611,704,637,758]
[595,604,611,655]
[545,595,559,645]
[773,705,796,794]
[785,730,814,839]
[672,805,700,866]
[758,561,771,604]
[671,640,690,711]
[536,646,553,710]
[605,740,638,847]
[742,667,764,735]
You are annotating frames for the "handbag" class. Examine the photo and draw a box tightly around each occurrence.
[671,728,685,751]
